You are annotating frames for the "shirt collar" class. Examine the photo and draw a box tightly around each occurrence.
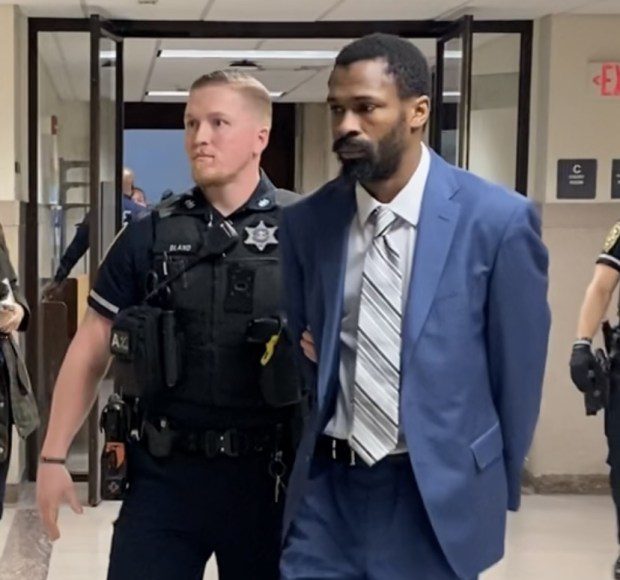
[355,142,430,230]
[189,169,277,215]
[245,170,277,212]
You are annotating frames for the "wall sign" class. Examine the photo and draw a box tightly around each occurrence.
[557,159,597,199]
[589,62,620,98]
[612,160,620,199]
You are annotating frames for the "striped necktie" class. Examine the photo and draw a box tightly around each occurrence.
[350,206,402,466]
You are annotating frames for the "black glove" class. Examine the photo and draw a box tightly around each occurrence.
[570,341,595,393]
[42,279,66,302]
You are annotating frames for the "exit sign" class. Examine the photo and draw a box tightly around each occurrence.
[589,62,620,97]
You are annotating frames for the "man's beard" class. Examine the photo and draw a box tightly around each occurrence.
[193,169,224,189]
[333,120,408,183]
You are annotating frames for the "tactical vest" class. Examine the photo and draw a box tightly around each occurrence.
[148,188,302,411]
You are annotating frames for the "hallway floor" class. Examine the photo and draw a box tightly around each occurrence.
[0,491,615,579]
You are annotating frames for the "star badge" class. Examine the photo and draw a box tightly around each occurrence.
[244,220,278,252]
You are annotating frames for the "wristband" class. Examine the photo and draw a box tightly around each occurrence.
[40,456,66,465]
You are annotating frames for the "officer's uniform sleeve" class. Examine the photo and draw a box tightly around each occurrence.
[87,216,151,320]
[597,221,620,272]
[54,212,90,282]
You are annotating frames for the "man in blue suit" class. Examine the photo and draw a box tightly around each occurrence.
[279,34,550,580]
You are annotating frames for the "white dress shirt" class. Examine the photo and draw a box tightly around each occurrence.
[324,143,431,452]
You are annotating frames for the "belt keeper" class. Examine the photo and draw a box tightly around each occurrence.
[332,439,337,460]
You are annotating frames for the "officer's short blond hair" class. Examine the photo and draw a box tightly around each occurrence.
[190,71,272,128]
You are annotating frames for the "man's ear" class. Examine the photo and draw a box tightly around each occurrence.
[408,96,431,131]
[256,127,271,156]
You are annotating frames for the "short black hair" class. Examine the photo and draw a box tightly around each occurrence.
[334,33,430,99]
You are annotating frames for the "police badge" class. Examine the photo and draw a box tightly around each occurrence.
[244,220,278,252]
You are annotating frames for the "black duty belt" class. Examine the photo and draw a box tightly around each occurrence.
[314,434,409,467]
[142,420,280,459]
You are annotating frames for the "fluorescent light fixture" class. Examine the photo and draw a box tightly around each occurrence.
[100,50,116,59]
[229,59,260,71]
[146,90,284,98]
[444,50,463,59]
[158,49,338,61]
[442,91,461,98]
[147,91,190,97]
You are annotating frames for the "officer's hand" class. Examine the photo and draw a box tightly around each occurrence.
[36,463,83,541]
[0,304,23,335]
[301,329,317,363]
[570,342,596,393]
[42,280,65,301]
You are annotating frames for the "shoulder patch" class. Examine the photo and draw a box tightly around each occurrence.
[604,222,620,252]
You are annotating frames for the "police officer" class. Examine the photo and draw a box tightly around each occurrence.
[42,167,147,300]
[36,71,303,580]
[570,220,620,579]
[130,185,147,207]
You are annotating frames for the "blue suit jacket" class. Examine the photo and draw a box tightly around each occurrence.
[279,151,551,579]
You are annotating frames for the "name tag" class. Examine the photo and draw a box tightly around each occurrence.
[168,244,192,253]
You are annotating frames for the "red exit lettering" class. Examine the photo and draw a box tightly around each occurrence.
[592,62,620,97]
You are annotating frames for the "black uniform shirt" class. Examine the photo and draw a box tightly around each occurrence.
[88,176,279,321]
[597,221,620,272]
[87,176,287,428]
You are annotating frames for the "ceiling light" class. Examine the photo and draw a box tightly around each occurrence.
[442,91,461,98]
[444,50,463,59]
[228,59,260,71]
[100,50,116,59]
[158,49,338,61]
[146,90,284,98]
[147,91,190,97]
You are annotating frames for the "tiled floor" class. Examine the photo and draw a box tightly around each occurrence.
[0,493,616,579]
[484,495,617,579]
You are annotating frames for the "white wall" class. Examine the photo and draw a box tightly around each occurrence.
[0,6,17,203]
[528,15,620,478]
[296,103,339,193]
[531,205,613,476]
[539,16,620,204]
[469,34,520,190]
[0,6,27,202]
[14,9,27,204]
[469,108,517,189]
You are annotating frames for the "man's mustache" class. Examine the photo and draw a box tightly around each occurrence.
[332,135,372,154]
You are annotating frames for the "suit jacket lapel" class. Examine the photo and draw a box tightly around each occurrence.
[403,151,461,353]
[317,179,356,406]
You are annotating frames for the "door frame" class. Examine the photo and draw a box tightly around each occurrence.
[432,15,474,169]
[87,14,125,505]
